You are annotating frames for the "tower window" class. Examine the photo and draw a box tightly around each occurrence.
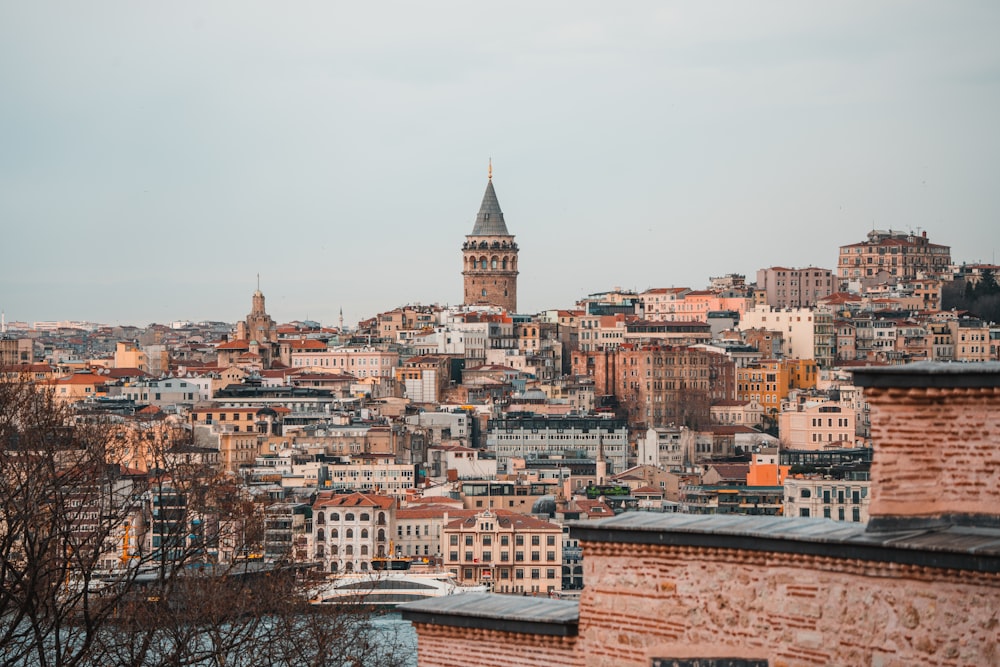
[482,289,487,297]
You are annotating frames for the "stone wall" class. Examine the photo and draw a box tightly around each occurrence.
[576,541,999,667]
[864,384,1000,523]
[410,623,579,667]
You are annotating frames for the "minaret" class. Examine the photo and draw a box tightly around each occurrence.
[462,161,519,312]
[596,433,608,486]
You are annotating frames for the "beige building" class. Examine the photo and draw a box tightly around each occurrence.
[739,306,835,367]
[838,228,951,287]
[778,400,856,450]
[442,508,562,593]
[396,354,452,404]
[756,266,834,309]
[0,336,33,366]
[290,345,399,378]
[784,476,871,522]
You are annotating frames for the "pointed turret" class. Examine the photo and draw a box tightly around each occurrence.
[470,180,510,236]
[461,161,519,312]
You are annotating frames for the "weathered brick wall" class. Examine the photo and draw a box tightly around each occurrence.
[576,541,999,667]
[411,623,579,667]
[865,386,1000,520]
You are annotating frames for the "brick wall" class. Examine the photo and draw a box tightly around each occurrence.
[865,385,1000,522]
[576,541,999,667]
[411,624,579,667]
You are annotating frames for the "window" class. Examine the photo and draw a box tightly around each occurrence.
[531,551,540,562]
[546,535,556,546]
[465,535,473,546]
[531,535,540,546]
[531,569,540,580]
[515,535,524,546]
[450,551,459,562]
[450,535,459,546]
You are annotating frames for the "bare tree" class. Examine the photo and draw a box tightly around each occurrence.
[1,373,412,667]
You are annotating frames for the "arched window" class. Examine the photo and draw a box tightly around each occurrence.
[345,562,354,572]
[331,528,339,539]
[330,562,338,573]
[317,528,325,542]
[491,258,498,269]
[346,545,354,555]
[378,512,386,525]
[346,529,354,539]
[315,544,324,558]
[345,513,355,522]
[377,529,386,541]
[502,258,508,270]
[360,562,368,572]
[331,545,339,555]
[480,259,487,269]
[361,545,369,556]
[360,513,370,522]
[317,512,325,525]
[329,513,340,522]
[361,529,369,539]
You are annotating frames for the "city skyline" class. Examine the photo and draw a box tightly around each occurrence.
[2,2,998,326]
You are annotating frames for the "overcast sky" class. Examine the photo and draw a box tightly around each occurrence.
[2,2,998,327]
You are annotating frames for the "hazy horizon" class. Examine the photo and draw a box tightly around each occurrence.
[3,2,998,327]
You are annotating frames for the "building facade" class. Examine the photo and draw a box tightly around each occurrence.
[838,229,952,287]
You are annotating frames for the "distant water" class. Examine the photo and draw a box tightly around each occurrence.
[371,611,418,667]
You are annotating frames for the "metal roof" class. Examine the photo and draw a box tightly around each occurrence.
[469,180,511,236]
[569,513,1000,573]
[399,592,579,636]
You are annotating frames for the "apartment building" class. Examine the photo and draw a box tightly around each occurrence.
[310,492,396,574]
[756,266,835,308]
[778,401,856,450]
[838,229,951,287]
[442,509,563,594]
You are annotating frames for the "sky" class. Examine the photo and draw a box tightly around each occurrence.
[2,2,998,328]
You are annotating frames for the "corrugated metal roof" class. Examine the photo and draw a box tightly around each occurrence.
[570,513,1000,562]
[399,592,578,624]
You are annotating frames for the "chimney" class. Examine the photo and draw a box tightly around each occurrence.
[853,362,1000,532]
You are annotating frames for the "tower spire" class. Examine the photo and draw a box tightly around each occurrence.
[488,157,492,181]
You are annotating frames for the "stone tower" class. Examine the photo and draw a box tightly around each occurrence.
[462,163,519,312]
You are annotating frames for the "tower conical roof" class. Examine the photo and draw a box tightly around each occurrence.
[470,180,510,236]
